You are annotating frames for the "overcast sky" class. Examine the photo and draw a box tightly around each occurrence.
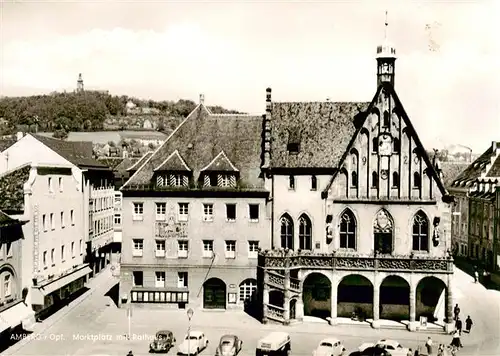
[1,0,499,152]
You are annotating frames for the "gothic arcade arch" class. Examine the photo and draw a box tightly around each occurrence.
[302,272,331,319]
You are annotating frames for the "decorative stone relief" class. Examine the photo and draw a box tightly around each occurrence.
[413,259,448,271]
[378,258,411,270]
[299,256,332,268]
[374,209,393,233]
[268,273,285,286]
[265,257,285,268]
[336,258,375,269]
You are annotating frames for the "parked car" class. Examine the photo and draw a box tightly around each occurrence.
[177,331,208,355]
[358,340,407,356]
[256,332,291,356]
[215,335,243,356]
[358,346,392,356]
[312,338,346,356]
[150,330,176,353]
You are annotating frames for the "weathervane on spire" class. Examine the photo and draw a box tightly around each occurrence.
[384,10,388,39]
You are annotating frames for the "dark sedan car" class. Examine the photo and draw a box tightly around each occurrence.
[215,335,242,356]
[150,330,176,353]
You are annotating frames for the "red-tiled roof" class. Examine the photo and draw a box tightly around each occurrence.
[31,134,109,169]
[270,101,369,168]
[0,164,31,214]
[123,105,264,190]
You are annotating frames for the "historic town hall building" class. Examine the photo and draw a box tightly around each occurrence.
[257,32,455,331]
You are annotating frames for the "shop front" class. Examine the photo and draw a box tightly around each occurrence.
[0,300,36,350]
[31,265,92,319]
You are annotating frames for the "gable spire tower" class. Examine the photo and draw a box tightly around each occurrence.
[376,11,397,88]
[77,73,84,93]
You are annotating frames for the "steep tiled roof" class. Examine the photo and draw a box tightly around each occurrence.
[485,154,500,177]
[97,157,125,170]
[451,146,495,187]
[31,134,109,169]
[123,105,264,190]
[126,151,153,171]
[270,101,369,168]
[440,162,469,187]
[0,164,31,213]
[0,209,23,227]
[200,150,238,172]
[154,150,190,171]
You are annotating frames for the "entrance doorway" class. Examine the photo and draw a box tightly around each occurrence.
[290,299,297,319]
[203,278,226,309]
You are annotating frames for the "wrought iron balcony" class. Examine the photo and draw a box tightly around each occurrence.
[258,250,453,273]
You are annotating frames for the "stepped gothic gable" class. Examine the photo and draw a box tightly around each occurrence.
[324,82,450,203]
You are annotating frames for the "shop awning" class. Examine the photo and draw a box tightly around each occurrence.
[0,301,35,333]
[31,265,92,305]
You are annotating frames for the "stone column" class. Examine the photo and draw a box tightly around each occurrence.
[329,280,338,325]
[372,280,381,328]
[444,278,454,333]
[408,284,418,331]
[283,270,290,325]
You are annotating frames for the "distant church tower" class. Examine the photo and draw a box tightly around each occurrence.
[376,11,397,88]
[76,73,84,93]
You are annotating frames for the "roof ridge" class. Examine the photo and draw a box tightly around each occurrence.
[121,103,203,189]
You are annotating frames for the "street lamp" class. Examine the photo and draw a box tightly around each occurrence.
[187,308,194,355]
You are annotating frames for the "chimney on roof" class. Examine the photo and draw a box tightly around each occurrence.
[199,94,205,105]
[16,132,24,141]
[262,88,272,170]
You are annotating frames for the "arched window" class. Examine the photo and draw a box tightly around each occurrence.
[298,215,312,250]
[372,138,378,153]
[339,209,356,249]
[393,138,400,153]
[383,111,390,127]
[412,211,429,251]
[372,171,379,188]
[311,175,317,190]
[0,269,14,299]
[351,171,358,188]
[239,279,257,302]
[413,172,421,188]
[280,214,294,249]
[392,172,400,188]
[373,209,394,254]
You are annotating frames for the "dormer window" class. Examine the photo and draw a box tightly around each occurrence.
[204,173,236,188]
[200,150,239,189]
[153,150,191,188]
[219,174,232,187]
[287,128,301,154]
[156,173,188,187]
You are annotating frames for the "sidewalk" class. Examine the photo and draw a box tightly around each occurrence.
[3,267,117,356]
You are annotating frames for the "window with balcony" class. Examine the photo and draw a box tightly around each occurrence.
[203,203,214,221]
[132,239,144,257]
[412,211,429,251]
[133,271,143,287]
[178,203,189,222]
[177,240,188,258]
[178,272,188,288]
[225,240,236,259]
[155,240,166,257]
[156,202,166,220]
[248,241,259,258]
[58,177,63,192]
[202,240,214,258]
[155,272,165,288]
[249,204,259,222]
[226,204,236,222]
[340,209,356,249]
[133,202,144,220]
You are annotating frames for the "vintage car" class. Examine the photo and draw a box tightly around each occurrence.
[150,330,176,353]
[256,332,291,356]
[177,331,209,355]
[312,338,346,356]
[215,334,243,356]
[358,339,408,356]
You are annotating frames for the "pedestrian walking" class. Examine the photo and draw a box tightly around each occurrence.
[426,337,433,355]
[474,270,479,282]
[414,345,421,356]
[407,348,413,356]
[465,315,473,333]
[437,344,444,356]
[453,304,460,320]
[450,330,463,348]
[455,317,463,335]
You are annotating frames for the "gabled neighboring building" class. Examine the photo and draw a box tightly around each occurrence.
[0,163,91,319]
[119,97,269,310]
[0,209,35,347]
[449,142,500,261]
[258,27,455,332]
